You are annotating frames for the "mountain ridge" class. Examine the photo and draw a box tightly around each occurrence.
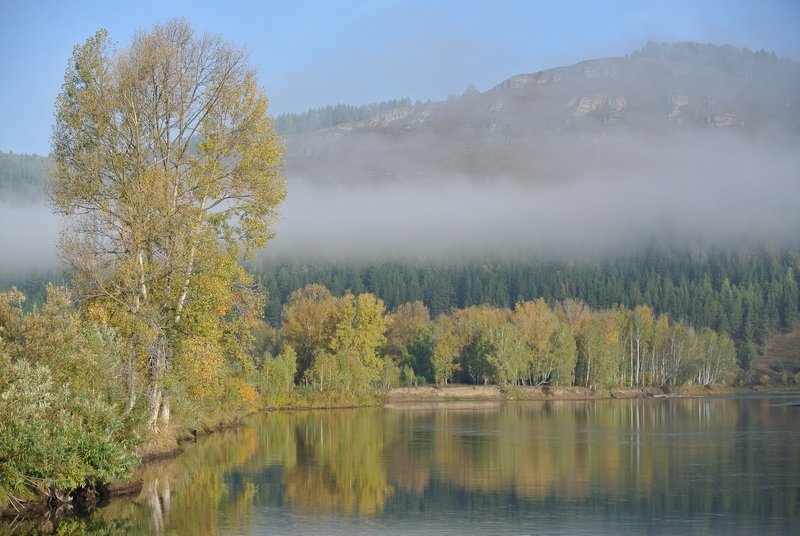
[283,41,800,185]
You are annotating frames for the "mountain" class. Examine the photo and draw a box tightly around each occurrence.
[283,42,800,185]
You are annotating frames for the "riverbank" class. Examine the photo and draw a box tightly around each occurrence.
[387,383,734,403]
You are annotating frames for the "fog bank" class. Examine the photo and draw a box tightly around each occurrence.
[2,133,798,275]
[265,133,800,260]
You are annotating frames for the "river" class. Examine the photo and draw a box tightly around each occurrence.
[5,395,800,534]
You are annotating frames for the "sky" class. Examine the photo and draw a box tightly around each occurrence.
[1,0,799,156]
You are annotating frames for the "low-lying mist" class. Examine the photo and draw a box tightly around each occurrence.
[0,201,61,276]
[1,131,798,277]
[264,131,800,260]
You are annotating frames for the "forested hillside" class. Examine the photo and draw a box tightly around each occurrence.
[284,42,800,185]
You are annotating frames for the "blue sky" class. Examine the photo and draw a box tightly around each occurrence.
[1,0,798,155]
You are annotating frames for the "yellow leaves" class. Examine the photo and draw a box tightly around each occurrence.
[85,300,114,326]
[331,293,388,373]
[280,286,390,393]
[233,379,259,413]
[281,284,339,374]
[174,337,225,401]
[513,298,559,354]
[431,317,461,385]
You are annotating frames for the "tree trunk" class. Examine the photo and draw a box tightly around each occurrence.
[147,335,169,432]
[127,338,138,413]
[148,385,162,433]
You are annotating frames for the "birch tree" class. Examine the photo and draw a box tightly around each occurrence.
[49,20,285,431]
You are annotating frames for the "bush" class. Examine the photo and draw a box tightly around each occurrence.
[0,353,139,505]
[0,287,142,508]
[400,365,416,387]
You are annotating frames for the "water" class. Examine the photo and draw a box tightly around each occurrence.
[7,395,800,534]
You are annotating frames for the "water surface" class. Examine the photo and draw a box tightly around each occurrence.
[9,395,800,534]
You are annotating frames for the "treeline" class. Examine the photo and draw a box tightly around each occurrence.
[5,246,799,370]
[632,40,796,71]
[274,97,413,135]
[266,284,737,393]
[253,246,800,367]
[0,151,48,201]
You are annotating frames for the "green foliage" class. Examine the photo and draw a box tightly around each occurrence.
[399,364,417,386]
[259,346,297,406]
[770,360,785,373]
[737,340,758,370]
[0,288,141,506]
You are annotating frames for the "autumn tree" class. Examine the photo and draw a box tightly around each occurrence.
[329,293,389,392]
[430,316,461,386]
[576,312,622,389]
[281,284,339,380]
[695,328,736,385]
[450,305,507,384]
[49,20,285,431]
[623,305,654,386]
[383,301,431,362]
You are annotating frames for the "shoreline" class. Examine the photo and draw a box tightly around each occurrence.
[386,383,735,403]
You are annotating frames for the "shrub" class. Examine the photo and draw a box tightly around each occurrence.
[0,353,139,505]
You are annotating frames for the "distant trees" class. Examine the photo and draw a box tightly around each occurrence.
[275,98,412,135]
[272,283,739,391]
[252,246,800,364]
[49,20,285,431]
[0,152,48,201]
[280,284,390,393]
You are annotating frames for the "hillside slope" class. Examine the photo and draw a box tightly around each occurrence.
[755,329,800,383]
[284,42,800,185]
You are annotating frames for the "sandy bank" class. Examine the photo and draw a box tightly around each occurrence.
[387,384,733,402]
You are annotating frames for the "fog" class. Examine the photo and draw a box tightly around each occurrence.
[0,201,61,276]
[264,131,800,260]
[1,131,798,276]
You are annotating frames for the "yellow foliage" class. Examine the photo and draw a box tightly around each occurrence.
[174,337,225,401]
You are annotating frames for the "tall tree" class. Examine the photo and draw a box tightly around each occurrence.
[49,20,285,431]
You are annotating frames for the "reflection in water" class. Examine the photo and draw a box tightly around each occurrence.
[13,397,798,534]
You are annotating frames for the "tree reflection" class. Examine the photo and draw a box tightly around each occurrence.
[281,411,394,516]
[64,398,797,534]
